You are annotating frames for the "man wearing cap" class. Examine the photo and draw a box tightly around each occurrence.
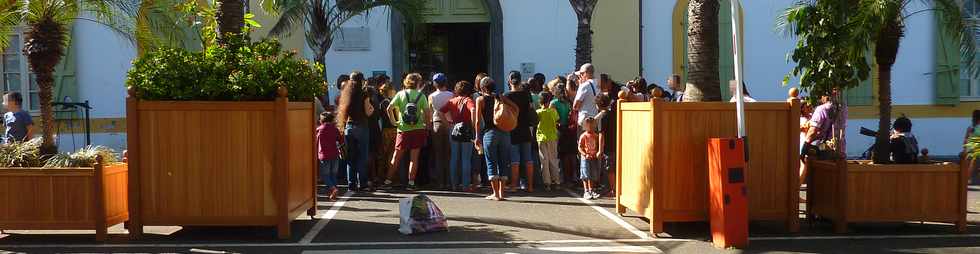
[429,73,455,189]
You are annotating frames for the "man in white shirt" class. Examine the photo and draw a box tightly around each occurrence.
[574,63,599,126]
[428,73,454,189]
[728,80,757,102]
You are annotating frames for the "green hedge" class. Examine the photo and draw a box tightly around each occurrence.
[126,38,324,101]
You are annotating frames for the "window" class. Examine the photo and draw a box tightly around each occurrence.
[961,1,980,100]
[1,31,39,113]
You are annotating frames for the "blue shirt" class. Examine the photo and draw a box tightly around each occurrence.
[4,110,32,144]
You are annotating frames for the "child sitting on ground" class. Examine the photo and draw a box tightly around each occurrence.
[2,92,33,144]
[578,117,601,200]
[316,111,344,201]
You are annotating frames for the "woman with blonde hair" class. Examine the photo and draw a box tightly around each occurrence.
[384,73,430,191]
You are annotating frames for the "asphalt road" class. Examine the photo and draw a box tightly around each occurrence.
[1,185,978,254]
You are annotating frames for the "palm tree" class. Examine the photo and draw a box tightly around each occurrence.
[569,0,597,69]
[263,0,422,103]
[217,0,244,41]
[782,0,976,163]
[862,0,974,163]
[684,0,722,102]
[0,0,135,155]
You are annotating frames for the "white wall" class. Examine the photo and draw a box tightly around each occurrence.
[322,6,395,106]
[500,0,577,82]
[642,0,675,88]
[68,19,135,153]
[74,20,134,119]
[892,1,936,106]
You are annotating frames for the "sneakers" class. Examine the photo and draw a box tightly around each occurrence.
[584,191,599,200]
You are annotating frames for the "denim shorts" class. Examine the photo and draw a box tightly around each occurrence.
[510,142,533,165]
[580,159,600,181]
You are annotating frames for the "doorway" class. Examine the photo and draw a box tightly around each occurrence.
[408,23,490,85]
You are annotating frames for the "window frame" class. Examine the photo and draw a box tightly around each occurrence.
[1,28,41,115]
[961,1,980,101]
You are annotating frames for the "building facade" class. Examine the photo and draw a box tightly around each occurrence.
[23,0,974,157]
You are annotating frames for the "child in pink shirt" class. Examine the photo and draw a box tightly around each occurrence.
[316,112,343,201]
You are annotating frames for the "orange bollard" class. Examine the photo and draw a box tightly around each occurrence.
[708,138,748,249]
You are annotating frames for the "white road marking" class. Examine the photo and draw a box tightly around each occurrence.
[564,189,653,239]
[750,233,980,241]
[0,239,688,249]
[537,245,663,253]
[299,191,354,244]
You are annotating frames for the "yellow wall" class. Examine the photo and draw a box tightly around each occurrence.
[250,0,307,54]
[591,0,639,83]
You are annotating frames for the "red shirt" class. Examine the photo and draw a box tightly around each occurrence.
[439,96,476,126]
[578,131,600,160]
[316,123,342,160]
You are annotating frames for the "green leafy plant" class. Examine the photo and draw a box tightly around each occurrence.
[44,146,119,168]
[126,37,324,101]
[0,138,45,167]
[964,136,980,161]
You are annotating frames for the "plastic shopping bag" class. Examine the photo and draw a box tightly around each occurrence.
[398,194,449,235]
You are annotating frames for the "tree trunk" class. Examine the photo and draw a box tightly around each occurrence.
[684,0,721,102]
[35,71,56,154]
[315,52,329,107]
[569,0,597,69]
[216,0,245,42]
[872,19,903,164]
[24,18,66,156]
[874,64,892,164]
[575,20,593,69]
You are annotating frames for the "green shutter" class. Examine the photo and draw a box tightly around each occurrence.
[53,31,77,119]
[935,11,961,105]
[846,53,874,106]
[718,0,734,100]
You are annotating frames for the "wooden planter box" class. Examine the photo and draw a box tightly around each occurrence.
[126,90,317,239]
[0,162,129,241]
[807,160,968,233]
[615,99,801,234]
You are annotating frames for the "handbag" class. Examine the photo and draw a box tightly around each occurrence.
[450,98,474,142]
[493,96,518,132]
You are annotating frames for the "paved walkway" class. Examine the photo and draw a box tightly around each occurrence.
[1,186,979,253]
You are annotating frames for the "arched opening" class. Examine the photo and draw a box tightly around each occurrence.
[391,0,503,87]
[672,0,744,100]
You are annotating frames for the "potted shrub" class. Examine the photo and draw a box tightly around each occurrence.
[125,38,323,239]
[0,141,127,241]
[782,1,971,233]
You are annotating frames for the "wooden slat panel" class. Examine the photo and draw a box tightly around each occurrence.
[617,101,799,233]
[845,164,961,222]
[617,102,654,216]
[287,108,315,212]
[0,166,128,233]
[138,106,277,223]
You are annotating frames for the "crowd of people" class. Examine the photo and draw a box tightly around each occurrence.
[311,63,976,202]
[314,63,689,201]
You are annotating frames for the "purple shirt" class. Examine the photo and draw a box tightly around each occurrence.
[808,102,846,146]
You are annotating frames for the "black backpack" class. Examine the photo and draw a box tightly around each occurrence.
[403,91,424,125]
[450,98,474,142]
